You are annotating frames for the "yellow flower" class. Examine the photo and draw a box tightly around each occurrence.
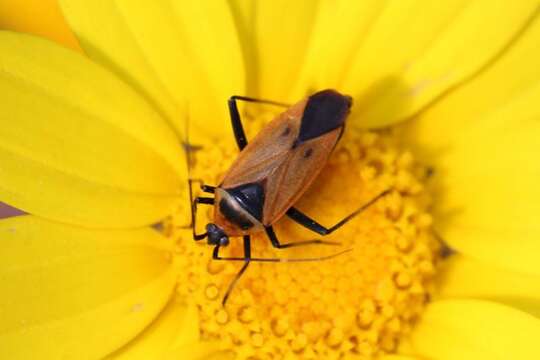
[1,1,540,359]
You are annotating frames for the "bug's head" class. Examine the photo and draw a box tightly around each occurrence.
[206,223,230,246]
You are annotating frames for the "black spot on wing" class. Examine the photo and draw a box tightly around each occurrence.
[281,126,291,137]
[297,89,352,143]
[225,182,265,221]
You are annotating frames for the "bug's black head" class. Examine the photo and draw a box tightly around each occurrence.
[298,89,353,143]
[206,223,229,246]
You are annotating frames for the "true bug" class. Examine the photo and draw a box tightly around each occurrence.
[189,89,389,304]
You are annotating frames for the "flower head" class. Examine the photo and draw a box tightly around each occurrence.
[1,1,540,359]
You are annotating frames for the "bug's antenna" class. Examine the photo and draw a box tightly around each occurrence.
[219,248,353,306]
[217,248,353,263]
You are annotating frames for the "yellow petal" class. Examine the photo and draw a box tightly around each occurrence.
[111,298,227,359]
[230,0,318,101]
[431,82,540,276]
[60,0,245,139]
[290,0,387,100]
[0,216,177,360]
[164,345,229,360]
[402,9,540,162]
[0,31,184,228]
[436,255,540,318]
[109,301,220,360]
[410,299,540,360]
[378,356,420,360]
[341,0,539,128]
[0,0,81,51]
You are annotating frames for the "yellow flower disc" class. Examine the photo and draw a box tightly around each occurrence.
[167,110,440,359]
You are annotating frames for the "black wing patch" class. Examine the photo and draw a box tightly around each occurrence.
[297,89,352,144]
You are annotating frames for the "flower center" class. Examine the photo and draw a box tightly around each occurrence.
[167,112,440,359]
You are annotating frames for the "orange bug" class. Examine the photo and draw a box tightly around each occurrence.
[189,89,389,304]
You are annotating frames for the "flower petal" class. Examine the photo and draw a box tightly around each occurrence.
[402,11,540,162]
[0,0,81,50]
[0,31,184,228]
[109,301,220,359]
[229,0,318,101]
[109,298,229,359]
[0,216,177,360]
[164,344,230,360]
[436,255,540,318]
[429,82,540,276]
[60,0,245,139]
[290,0,387,100]
[341,0,539,128]
[410,299,540,360]
[379,356,420,360]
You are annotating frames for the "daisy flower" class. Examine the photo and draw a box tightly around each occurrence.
[1,1,540,359]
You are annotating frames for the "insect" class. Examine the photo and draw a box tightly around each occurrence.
[189,89,389,305]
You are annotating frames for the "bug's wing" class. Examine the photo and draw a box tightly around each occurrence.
[220,97,342,226]
[262,128,341,224]
[220,101,306,189]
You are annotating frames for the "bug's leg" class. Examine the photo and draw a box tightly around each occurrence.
[188,178,215,194]
[216,235,252,305]
[264,226,340,248]
[201,184,216,193]
[228,95,290,150]
[191,196,214,241]
[179,179,214,229]
[187,178,216,239]
[286,189,391,236]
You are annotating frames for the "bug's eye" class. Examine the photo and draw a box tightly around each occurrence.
[206,223,228,246]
